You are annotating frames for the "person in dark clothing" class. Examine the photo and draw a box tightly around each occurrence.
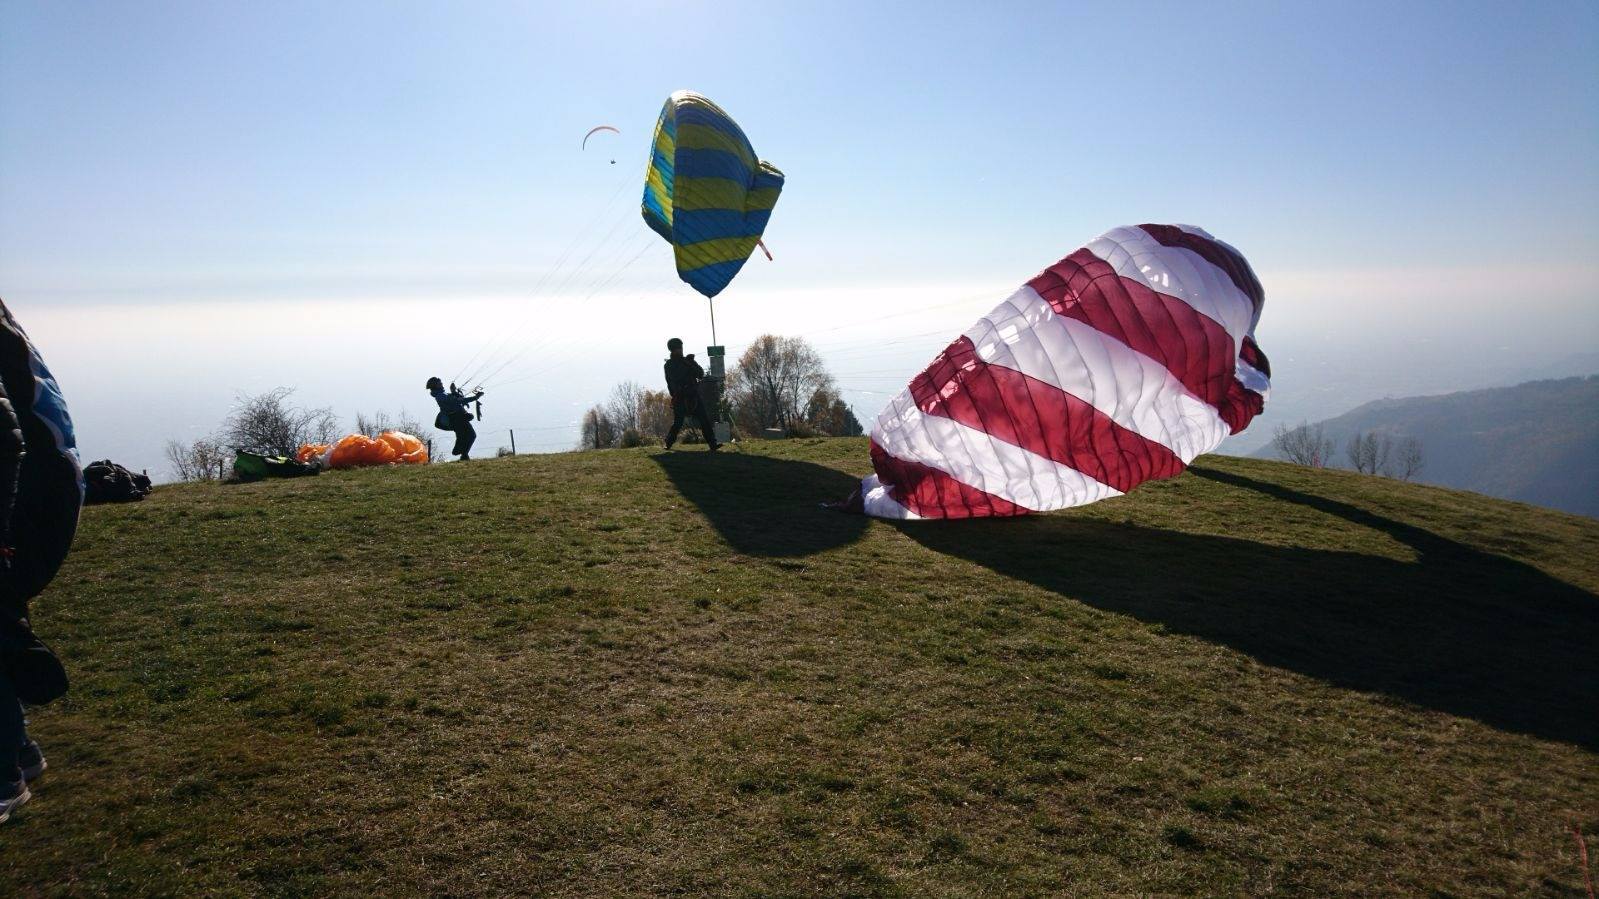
[0,352,25,824]
[663,338,721,451]
[427,377,483,460]
[0,299,81,825]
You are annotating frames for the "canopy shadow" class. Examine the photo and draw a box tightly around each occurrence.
[652,450,867,558]
[900,467,1599,750]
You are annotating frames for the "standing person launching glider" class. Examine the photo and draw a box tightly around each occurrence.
[427,377,483,461]
[663,338,720,452]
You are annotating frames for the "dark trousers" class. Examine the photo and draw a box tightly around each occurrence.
[666,399,718,448]
[1,679,22,789]
[449,416,476,458]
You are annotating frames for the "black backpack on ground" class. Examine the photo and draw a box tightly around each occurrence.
[83,459,152,504]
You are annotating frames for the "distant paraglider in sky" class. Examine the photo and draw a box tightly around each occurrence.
[581,125,619,150]
[582,124,620,164]
[641,91,784,306]
[849,225,1271,520]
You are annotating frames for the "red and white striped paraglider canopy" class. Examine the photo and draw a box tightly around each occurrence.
[855,224,1270,520]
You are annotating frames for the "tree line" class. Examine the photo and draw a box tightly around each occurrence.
[1271,422,1425,481]
[580,334,864,449]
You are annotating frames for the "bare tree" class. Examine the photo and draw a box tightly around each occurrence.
[218,388,339,456]
[1396,437,1425,481]
[164,437,229,482]
[605,380,645,436]
[1346,432,1372,473]
[1346,431,1395,475]
[355,409,431,442]
[579,405,617,450]
[726,335,836,436]
[1272,422,1335,467]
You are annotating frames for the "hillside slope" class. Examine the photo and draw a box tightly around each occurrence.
[1253,375,1599,516]
[9,439,1599,896]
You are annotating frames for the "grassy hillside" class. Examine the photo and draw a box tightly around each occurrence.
[9,439,1598,896]
[1252,375,1599,517]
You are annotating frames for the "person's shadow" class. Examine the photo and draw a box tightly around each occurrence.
[652,450,868,558]
[901,465,1599,750]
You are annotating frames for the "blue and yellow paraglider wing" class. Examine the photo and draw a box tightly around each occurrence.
[642,91,783,298]
[642,105,676,243]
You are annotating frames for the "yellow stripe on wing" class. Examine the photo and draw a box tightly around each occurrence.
[676,236,763,270]
[672,179,782,213]
[673,123,754,166]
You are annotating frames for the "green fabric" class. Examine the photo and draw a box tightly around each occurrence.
[232,451,317,482]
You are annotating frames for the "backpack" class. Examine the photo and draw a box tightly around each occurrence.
[83,459,153,504]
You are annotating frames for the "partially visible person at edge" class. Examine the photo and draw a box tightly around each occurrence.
[0,298,82,826]
[427,377,483,461]
[663,338,721,452]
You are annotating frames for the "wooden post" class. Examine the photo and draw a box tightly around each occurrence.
[427,438,433,462]
[509,430,516,455]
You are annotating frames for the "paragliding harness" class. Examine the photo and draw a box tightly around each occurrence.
[665,357,704,412]
[434,383,482,431]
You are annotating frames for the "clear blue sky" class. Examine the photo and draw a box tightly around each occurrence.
[3,0,1597,471]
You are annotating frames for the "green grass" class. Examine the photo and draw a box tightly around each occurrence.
[8,438,1598,896]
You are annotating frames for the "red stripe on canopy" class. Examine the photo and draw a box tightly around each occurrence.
[869,439,1029,519]
[1138,224,1265,316]
[1027,250,1246,428]
[906,336,1186,492]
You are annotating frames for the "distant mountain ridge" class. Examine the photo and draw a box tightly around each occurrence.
[1252,375,1599,517]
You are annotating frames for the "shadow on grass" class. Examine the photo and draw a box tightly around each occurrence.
[902,466,1599,750]
[653,450,867,558]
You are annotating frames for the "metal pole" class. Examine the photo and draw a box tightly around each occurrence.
[708,297,717,347]
[509,430,516,455]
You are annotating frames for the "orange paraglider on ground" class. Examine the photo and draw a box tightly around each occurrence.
[297,431,428,469]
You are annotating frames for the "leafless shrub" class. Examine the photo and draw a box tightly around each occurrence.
[1395,437,1425,481]
[218,388,339,456]
[355,409,430,441]
[605,381,644,437]
[1346,431,1395,475]
[1347,432,1374,474]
